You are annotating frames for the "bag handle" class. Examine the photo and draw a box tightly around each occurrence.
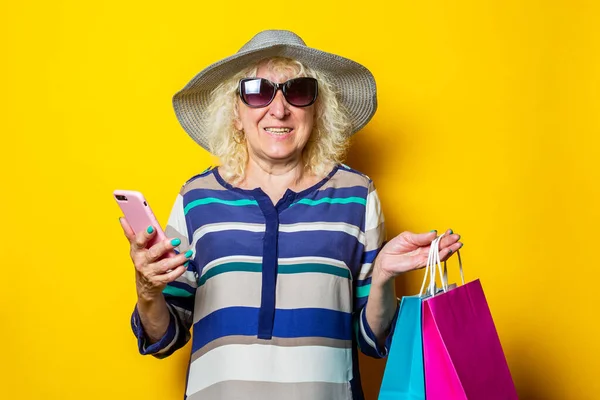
[442,250,465,290]
[418,233,466,297]
[419,233,445,297]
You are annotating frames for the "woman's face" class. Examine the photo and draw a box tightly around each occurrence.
[235,63,315,167]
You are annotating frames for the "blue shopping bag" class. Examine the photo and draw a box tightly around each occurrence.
[378,296,425,400]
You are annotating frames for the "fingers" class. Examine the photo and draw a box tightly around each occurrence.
[119,217,136,242]
[153,257,191,284]
[152,250,193,276]
[434,229,463,261]
[145,237,183,264]
[121,215,193,297]
[161,265,188,283]
[132,224,156,251]
[438,229,461,248]
[403,230,438,246]
[413,247,434,269]
[134,248,193,298]
[426,228,463,262]
[440,241,464,262]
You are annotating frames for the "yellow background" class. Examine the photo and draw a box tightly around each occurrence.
[1,0,598,399]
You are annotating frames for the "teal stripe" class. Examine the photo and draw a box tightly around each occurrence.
[184,198,258,215]
[163,286,194,298]
[290,197,367,207]
[279,263,351,279]
[199,262,352,286]
[356,284,371,298]
[199,262,261,286]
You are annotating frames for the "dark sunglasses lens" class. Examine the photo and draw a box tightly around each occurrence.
[241,79,275,107]
[285,78,317,106]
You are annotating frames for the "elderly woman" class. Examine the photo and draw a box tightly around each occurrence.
[119,30,462,400]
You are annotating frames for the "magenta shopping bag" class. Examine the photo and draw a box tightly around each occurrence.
[421,244,518,400]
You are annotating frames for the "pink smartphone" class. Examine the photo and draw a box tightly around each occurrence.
[113,190,176,259]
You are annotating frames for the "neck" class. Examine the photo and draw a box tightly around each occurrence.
[242,154,306,192]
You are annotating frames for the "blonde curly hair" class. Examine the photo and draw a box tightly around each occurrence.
[204,57,351,183]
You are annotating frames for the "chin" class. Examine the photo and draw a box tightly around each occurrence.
[265,152,297,161]
[261,145,298,159]
[263,149,300,161]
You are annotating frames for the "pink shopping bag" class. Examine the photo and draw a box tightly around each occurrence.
[421,236,518,399]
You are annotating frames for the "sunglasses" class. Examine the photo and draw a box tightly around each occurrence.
[238,77,318,108]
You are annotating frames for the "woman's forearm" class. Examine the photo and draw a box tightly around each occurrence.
[137,295,171,344]
[365,261,398,348]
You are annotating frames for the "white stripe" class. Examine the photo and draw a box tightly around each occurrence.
[278,256,349,269]
[279,256,352,279]
[193,270,353,322]
[194,272,262,323]
[175,270,198,288]
[186,344,352,396]
[200,255,263,278]
[358,262,373,280]
[365,190,385,232]
[280,222,365,245]
[191,222,265,251]
[359,308,378,351]
[167,194,190,242]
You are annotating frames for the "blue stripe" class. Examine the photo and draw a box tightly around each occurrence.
[279,202,366,225]
[192,307,353,351]
[185,200,266,226]
[193,229,366,273]
[356,276,372,287]
[278,230,364,270]
[194,230,265,267]
[361,248,380,264]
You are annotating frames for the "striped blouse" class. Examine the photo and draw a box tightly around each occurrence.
[130,164,397,400]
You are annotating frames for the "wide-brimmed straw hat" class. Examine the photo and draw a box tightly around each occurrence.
[172,29,377,152]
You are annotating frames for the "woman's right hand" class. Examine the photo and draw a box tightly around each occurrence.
[119,217,191,302]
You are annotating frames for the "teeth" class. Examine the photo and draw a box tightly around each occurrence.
[265,128,292,135]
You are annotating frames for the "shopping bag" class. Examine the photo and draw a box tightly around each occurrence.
[378,295,426,400]
[422,238,518,400]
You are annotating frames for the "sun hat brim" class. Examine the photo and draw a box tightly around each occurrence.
[172,32,377,152]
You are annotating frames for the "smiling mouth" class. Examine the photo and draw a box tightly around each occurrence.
[264,127,293,136]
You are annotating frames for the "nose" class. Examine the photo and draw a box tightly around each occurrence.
[268,90,290,119]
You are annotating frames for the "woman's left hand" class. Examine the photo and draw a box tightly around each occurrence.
[373,229,463,284]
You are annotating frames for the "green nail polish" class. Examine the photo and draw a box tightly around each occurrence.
[171,238,181,246]
[184,250,193,258]
[449,229,454,234]
[184,261,189,267]
[147,226,154,234]
[430,230,437,233]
